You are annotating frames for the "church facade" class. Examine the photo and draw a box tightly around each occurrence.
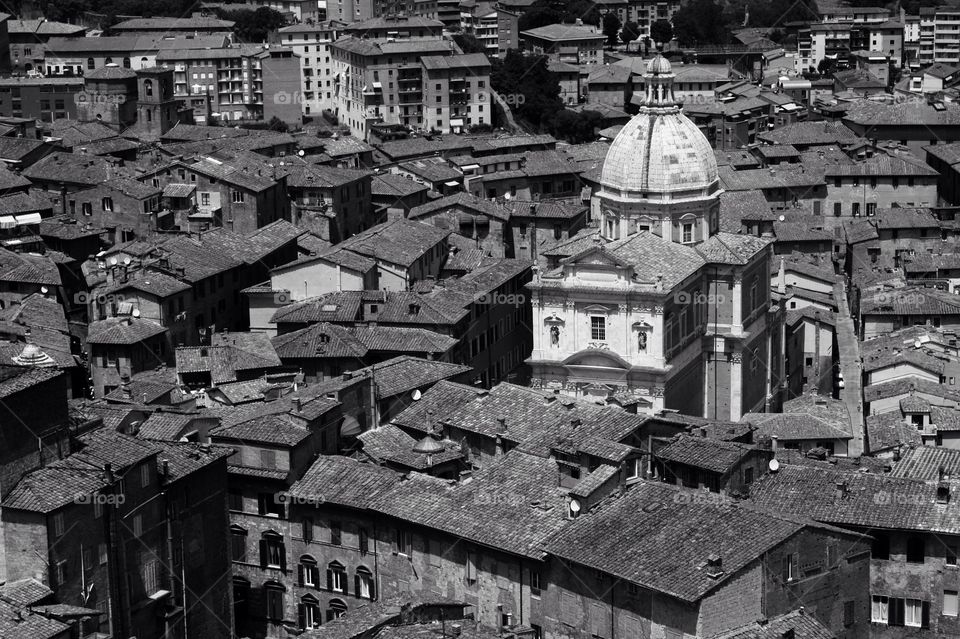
[526,56,785,421]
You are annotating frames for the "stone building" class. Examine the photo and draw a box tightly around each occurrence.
[526,56,784,420]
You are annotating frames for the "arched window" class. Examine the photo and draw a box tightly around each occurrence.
[298,594,321,630]
[146,109,152,122]
[259,531,285,570]
[140,57,148,65]
[326,560,346,593]
[229,525,247,562]
[122,57,131,68]
[264,581,285,621]
[105,57,113,65]
[144,79,153,97]
[86,57,95,70]
[298,555,319,588]
[326,598,348,622]
[355,566,375,600]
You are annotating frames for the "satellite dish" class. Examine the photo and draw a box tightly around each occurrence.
[411,389,422,401]
[504,193,512,200]
[109,257,118,266]
[769,459,781,472]
[778,215,786,222]
[132,309,141,318]
[123,257,131,265]
[40,286,48,294]
[298,149,305,156]
[569,499,581,513]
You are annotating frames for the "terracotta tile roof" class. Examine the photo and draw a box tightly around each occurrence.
[602,232,705,289]
[408,191,510,222]
[289,454,401,508]
[338,219,450,267]
[86,316,166,345]
[656,433,760,474]
[371,172,431,197]
[271,323,456,359]
[21,152,127,187]
[95,269,191,299]
[0,600,70,639]
[546,481,812,602]
[391,380,485,433]
[865,377,960,404]
[709,609,835,639]
[211,412,315,447]
[748,463,960,534]
[865,412,922,454]
[176,332,281,384]
[0,578,51,606]
[355,355,471,398]
[0,247,61,285]
[696,232,771,265]
[357,424,462,469]
[891,445,960,481]
[757,120,858,146]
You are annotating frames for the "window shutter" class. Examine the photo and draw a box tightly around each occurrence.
[312,566,321,590]
[922,600,930,629]
[360,528,369,555]
[890,598,905,626]
[298,564,305,587]
[327,568,333,591]
[297,603,306,630]
[371,578,377,600]
[791,553,799,580]
[259,540,268,569]
[355,573,361,597]
[279,546,287,571]
[392,529,399,555]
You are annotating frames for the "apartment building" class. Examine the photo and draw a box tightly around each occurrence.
[796,20,903,73]
[593,0,682,40]
[918,3,960,65]
[330,36,458,139]
[421,54,491,133]
[460,1,499,57]
[0,76,81,121]
[156,44,301,126]
[6,18,86,74]
[40,35,228,76]
[274,21,347,118]
[520,22,604,65]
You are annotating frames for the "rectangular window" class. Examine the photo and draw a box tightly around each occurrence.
[232,190,245,203]
[140,463,149,488]
[466,550,477,583]
[359,528,369,555]
[948,544,958,565]
[99,542,108,565]
[682,223,693,243]
[834,202,841,216]
[905,599,922,627]
[591,316,606,341]
[531,570,541,596]
[302,518,313,542]
[132,514,143,537]
[844,600,855,626]
[330,521,342,545]
[53,513,65,537]
[782,552,796,582]
[394,529,412,555]
[260,449,277,469]
[945,591,959,617]
[872,595,889,624]
[102,197,113,211]
[231,530,246,562]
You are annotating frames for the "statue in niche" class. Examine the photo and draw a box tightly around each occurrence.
[638,331,647,352]
[550,325,560,347]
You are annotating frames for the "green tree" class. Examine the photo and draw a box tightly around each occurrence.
[620,20,641,48]
[649,19,673,49]
[215,6,285,43]
[548,109,604,143]
[267,116,289,132]
[453,33,487,54]
[672,0,730,46]
[602,12,622,48]
[491,50,562,129]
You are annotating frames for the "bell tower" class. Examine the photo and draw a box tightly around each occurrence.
[135,67,180,137]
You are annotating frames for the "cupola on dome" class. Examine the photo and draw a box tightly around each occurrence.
[600,55,719,202]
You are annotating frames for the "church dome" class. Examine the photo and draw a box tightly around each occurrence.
[600,55,719,201]
[646,54,673,75]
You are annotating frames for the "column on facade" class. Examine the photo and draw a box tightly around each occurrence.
[729,351,743,421]
[730,277,743,334]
